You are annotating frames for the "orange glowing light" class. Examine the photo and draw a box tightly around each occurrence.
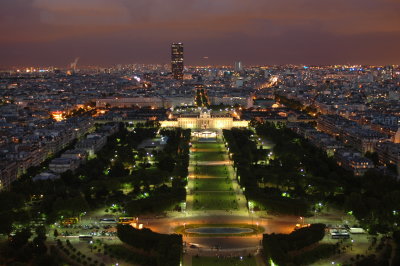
[51,111,65,122]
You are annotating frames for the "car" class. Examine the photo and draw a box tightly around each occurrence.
[189,244,198,249]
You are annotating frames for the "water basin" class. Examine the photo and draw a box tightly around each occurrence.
[185,227,254,234]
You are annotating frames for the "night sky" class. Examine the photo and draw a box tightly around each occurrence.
[1,0,399,67]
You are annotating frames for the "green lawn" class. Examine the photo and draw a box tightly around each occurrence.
[192,256,257,266]
[190,139,238,210]
[194,142,224,150]
[194,165,228,177]
[193,151,225,161]
[194,178,233,191]
[193,192,238,210]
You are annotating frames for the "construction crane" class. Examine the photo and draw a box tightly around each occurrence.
[70,57,80,72]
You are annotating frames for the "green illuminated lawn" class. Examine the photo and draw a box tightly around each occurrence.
[194,142,224,150]
[192,256,257,266]
[193,151,224,161]
[193,165,229,177]
[189,139,239,210]
[193,192,238,210]
[194,178,233,191]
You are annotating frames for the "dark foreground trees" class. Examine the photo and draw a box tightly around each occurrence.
[225,122,400,234]
[263,224,336,265]
[117,224,182,266]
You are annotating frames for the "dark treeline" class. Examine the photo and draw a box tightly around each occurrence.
[256,122,400,234]
[263,224,334,265]
[0,226,56,265]
[0,124,190,234]
[223,127,310,216]
[275,94,318,115]
[117,224,182,266]
[195,88,209,107]
[0,123,190,264]
[125,128,190,215]
[224,121,400,234]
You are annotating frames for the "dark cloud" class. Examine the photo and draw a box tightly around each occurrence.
[0,0,399,67]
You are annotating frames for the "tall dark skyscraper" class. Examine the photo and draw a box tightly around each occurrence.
[171,43,184,80]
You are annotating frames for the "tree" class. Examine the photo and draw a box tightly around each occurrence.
[32,236,47,255]
[157,155,176,173]
[365,151,379,166]
[345,193,369,221]
[35,226,47,242]
[109,161,128,177]
[0,212,13,235]
[53,229,59,238]
[0,191,24,211]
[52,194,89,218]
[9,227,32,249]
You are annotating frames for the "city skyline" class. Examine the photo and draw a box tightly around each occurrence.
[1,0,400,68]
[1,2,400,266]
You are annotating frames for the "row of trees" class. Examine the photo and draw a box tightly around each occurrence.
[104,244,157,266]
[0,123,163,234]
[255,121,400,234]
[255,122,351,204]
[224,121,400,233]
[0,123,190,264]
[275,94,318,115]
[124,128,190,215]
[223,127,310,215]
[195,88,209,107]
[263,224,329,265]
[0,226,59,265]
[117,224,182,266]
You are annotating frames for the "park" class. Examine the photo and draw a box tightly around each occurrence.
[1,122,397,266]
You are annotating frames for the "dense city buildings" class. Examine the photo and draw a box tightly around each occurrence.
[1,63,400,190]
[1,52,400,266]
[2,0,400,264]
[171,43,184,80]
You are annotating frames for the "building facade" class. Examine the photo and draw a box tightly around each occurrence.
[161,110,248,129]
[96,97,171,109]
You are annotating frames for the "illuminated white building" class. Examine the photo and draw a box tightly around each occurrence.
[161,110,248,129]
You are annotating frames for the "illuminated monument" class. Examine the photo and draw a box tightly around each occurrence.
[161,109,248,129]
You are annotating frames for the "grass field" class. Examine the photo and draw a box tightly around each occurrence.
[194,142,224,150]
[193,192,238,210]
[193,151,224,161]
[192,256,257,266]
[194,178,233,191]
[189,139,240,210]
[194,165,229,177]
